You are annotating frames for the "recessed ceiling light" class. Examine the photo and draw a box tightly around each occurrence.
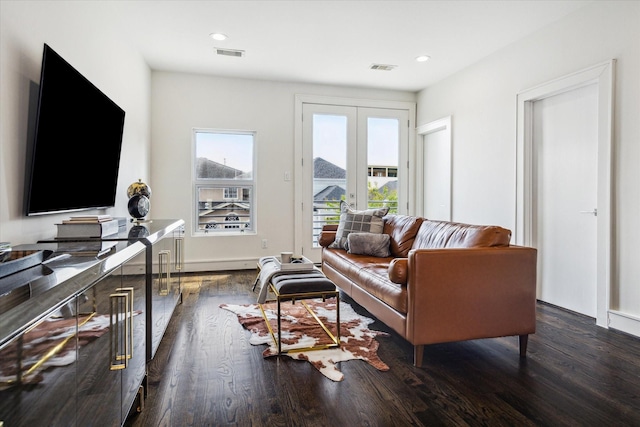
[210,33,228,41]
[416,55,430,63]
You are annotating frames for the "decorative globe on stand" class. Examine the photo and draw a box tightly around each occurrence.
[127,179,152,223]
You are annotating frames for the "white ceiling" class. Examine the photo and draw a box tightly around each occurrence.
[112,0,592,92]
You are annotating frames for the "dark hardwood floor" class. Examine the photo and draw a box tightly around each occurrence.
[127,271,640,426]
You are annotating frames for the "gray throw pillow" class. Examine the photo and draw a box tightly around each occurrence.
[329,201,389,250]
[347,232,391,257]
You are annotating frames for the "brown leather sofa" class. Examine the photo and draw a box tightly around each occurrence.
[318,215,537,367]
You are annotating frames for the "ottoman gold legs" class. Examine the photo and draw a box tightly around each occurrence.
[259,284,340,354]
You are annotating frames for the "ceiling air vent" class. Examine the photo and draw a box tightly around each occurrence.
[215,48,245,58]
[370,63,397,71]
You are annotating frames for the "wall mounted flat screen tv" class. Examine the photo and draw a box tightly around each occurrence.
[25,44,125,216]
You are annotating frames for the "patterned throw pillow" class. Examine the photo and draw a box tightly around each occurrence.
[329,201,389,250]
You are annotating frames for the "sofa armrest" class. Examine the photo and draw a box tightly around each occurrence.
[318,224,338,248]
[405,246,537,345]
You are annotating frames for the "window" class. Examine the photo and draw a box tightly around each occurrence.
[224,187,238,200]
[193,129,255,234]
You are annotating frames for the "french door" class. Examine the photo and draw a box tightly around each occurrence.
[296,99,411,262]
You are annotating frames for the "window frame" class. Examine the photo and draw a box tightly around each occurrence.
[192,128,257,236]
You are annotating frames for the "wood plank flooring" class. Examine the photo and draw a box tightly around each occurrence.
[127,271,640,426]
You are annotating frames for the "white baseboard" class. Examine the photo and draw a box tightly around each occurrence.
[608,310,640,338]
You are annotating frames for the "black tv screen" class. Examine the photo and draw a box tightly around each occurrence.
[25,44,125,216]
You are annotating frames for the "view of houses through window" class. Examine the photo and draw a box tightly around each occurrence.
[193,130,255,233]
[312,158,399,240]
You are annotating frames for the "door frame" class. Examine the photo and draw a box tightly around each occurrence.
[416,116,452,220]
[294,94,416,258]
[515,60,615,327]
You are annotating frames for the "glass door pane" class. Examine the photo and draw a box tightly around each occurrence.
[358,107,409,215]
[367,117,399,213]
[312,114,347,245]
[301,104,356,261]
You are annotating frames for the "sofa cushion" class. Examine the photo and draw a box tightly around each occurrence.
[382,215,424,257]
[413,220,512,249]
[347,232,391,257]
[329,201,389,250]
[322,248,406,313]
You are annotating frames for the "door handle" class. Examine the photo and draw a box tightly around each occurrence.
[109,291,130,370]
[116,287,134,361]
[579,208,597,216]
[175,237,184,271]
[158,250,170,296]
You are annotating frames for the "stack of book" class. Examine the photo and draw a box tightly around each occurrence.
[56,215,120,239]
[55,240,118,257]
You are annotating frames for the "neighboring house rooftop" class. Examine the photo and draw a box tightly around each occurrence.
[314,185,345,202]
[314,157,345,179]
[209,201,251,210]
[196,157,248,179]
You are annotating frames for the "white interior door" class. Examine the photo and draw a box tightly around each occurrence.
[533,83,598,317]
[516,60,614,327]
[417,117,452,221]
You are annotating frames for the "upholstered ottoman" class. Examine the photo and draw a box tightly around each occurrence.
[255,257,340,354]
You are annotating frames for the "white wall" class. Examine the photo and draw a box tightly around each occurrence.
[416,2,640,320]
[0,1,151,245]
[151,71,415,271]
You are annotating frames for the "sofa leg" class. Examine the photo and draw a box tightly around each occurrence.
[519,334,529,357]
[413,345,424,367]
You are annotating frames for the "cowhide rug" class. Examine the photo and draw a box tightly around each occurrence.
[220,298,389,381]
